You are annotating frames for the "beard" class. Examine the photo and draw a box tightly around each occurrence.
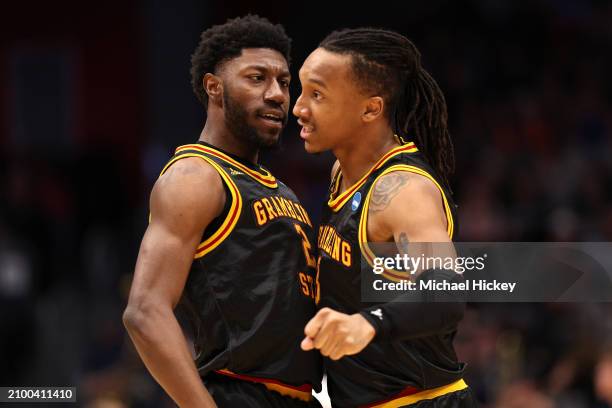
[223,89,284,150]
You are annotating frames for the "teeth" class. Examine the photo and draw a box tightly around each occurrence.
[262,114,281,120]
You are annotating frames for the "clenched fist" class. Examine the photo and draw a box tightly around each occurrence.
[301,307,376,360]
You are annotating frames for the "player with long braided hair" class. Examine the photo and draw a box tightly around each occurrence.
[294,28,476,407]
[320,28,455,185]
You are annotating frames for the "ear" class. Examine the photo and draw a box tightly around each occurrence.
[362,96,384,123]
[204,73,223,106]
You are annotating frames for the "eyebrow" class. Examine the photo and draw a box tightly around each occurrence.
[307,77,328,89]
[243,64,290,77]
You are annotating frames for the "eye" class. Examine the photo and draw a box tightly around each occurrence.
[280,79,290,88]
[250,74,264,82]
[313,90,323,100]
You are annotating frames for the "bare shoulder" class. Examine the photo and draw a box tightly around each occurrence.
[150,157,226,230]
[369,171,441,213]
[159,156,220,183]
[368,170,449,242]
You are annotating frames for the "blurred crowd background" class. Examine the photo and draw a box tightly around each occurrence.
[1,0,612,407]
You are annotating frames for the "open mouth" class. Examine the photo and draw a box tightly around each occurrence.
[297,119,314,138]
[257,112,284,127]
[300,124,314,138]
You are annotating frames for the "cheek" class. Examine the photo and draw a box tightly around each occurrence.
[237,90,260,109]
[318,99,351,122]
[316,109,355,143]
[323,102,360,131]
[316,106,340,126]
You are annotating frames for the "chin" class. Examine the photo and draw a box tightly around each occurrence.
[256,132,281,148]
[304,141,324,154]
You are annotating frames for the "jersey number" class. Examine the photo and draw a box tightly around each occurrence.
[294,223,320,303]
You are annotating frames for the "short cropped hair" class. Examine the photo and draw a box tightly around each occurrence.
[190,15,291,108]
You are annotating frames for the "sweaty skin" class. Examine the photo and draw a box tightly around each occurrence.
[124,47,291,408]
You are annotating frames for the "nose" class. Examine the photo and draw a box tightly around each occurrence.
[293,93,309,119]
[264,79,287,106]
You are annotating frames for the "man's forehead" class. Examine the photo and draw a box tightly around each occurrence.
[300,48,351,80]
[229,48,289,72]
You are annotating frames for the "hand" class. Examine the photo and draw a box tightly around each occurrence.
[301,308,376,360]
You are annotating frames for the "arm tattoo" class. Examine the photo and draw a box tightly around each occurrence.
[398,232,409,254]
[369,172,410,213]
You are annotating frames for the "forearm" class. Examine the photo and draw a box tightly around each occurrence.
[361,269,465,341]
[123,306,217,408]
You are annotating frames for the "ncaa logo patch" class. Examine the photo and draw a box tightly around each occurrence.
[351,192,362,211]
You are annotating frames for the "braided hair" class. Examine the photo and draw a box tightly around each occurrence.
[320,28,454,185]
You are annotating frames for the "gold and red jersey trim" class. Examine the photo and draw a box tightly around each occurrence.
[361,378,467,408]
[328,143,418,212]
[159,153,243,259]
[175,144,278,188]
[358,164,454,282]
[215,369,313,402]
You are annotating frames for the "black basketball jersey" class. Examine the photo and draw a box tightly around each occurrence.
[159,141,321,392]
[316,142,465,407]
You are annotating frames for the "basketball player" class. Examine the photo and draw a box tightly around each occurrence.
[123,16,321,407]
[293,28,477,407]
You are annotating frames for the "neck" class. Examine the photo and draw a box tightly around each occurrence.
[333,128,398,188]
[198,109,259,164]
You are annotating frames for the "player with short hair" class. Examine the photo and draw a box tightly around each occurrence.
[124,15,321,407]
[294,28,476,407]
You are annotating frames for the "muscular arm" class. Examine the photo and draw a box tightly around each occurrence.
[302,171,464,359]
[361,171,464,340]
[123,158,225,407]
[367,171,456,267]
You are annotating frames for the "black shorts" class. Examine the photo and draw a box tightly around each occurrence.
[203,372,322,408]
[404,388,478,408]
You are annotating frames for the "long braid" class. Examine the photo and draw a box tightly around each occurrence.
[321,28,455,186]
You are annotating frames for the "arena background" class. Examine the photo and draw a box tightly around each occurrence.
[1,1,612,406]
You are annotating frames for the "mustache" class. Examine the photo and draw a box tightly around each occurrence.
[256,103,288,125]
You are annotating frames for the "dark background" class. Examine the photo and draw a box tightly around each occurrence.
[1,1,612,406]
